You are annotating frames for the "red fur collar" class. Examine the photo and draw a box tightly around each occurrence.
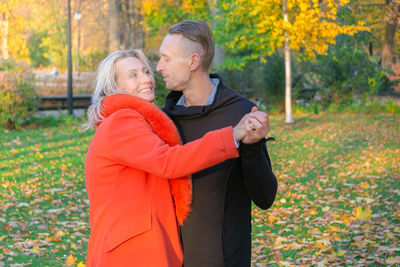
[101,94,192,225]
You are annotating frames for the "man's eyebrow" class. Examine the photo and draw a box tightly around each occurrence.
[159,50,169,58]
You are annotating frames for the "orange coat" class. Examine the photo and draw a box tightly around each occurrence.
[85,94,239,267]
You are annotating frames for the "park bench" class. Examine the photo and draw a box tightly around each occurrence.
[38,94,91,110]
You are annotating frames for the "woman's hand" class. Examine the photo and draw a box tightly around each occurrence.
[233,115,248,142]
[233,107,270,143]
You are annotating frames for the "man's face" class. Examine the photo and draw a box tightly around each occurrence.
[156,34,192,91]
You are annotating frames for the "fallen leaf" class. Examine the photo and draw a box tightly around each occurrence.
[354,206,372,221]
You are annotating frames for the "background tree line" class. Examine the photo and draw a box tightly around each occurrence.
[0,0,399,125]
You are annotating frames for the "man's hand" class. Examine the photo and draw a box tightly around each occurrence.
[242,107,270,144]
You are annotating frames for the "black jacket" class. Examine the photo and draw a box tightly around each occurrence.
[163,74,278,267]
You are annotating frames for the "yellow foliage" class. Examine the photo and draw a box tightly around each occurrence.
[220,0,368,59]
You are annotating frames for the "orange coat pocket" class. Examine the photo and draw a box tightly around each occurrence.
[103,203,151,252]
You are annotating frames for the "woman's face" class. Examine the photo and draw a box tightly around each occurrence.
[115,56,156,102]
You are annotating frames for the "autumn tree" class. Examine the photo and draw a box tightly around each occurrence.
[216,0,366,123]
[0,0,31,63]
[108,0,120,52]
[381,0,400,69]
[142,0,212,52]
[347,0,400,70]
[0,12,7,59]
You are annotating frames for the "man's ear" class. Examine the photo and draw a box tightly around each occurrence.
[189,53,201,71]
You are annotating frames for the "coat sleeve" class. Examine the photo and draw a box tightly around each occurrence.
[239,138,278,209]
[107,110,239,178]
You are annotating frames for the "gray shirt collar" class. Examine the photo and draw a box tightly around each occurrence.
[176,78,219,106]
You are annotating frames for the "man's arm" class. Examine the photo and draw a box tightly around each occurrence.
[239,139,277,209]
[239,107,278,209]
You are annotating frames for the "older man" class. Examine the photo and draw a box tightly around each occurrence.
[157,20,278,267]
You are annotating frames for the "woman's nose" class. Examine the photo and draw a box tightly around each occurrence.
[140,72,152,83]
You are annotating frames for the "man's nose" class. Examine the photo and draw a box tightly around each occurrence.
[156,60,163,72]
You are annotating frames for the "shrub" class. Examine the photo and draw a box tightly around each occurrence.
[0,60,39,129]
[79,49,109,72]
[153,71,170,108]
[303,34,394,104]
[383,99,400,113]
[305,97,400,114]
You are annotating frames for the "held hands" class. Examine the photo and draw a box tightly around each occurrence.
[233,107,270,144]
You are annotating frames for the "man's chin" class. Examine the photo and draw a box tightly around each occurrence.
[166,85,182,92]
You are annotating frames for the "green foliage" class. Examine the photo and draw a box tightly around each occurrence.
[217,52,300,112]
[382,98,400,113]
[0,60,39,129]
[143,53,170,108]
[217,57,263,97]
[40,21,68,69]
[293,97,400,115]
[28,31,51,67]
[153,71,170,108]
[25,113,86,128]
[260,52,304,111]
[143,0,210,36]
[298,34,394,104]
[0,58,17,71]
[79,49,109,72]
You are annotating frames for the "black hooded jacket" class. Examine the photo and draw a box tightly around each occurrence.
[163,74,278,267]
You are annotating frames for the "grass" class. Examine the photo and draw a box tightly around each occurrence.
[251,113,400,266]
[0,113,399,266]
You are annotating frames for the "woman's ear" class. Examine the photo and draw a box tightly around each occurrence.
[189,53,201,71]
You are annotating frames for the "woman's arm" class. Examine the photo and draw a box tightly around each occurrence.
[107,110,239,178]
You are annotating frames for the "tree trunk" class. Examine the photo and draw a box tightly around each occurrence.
[369,42,373,56]
[283,0,293,124]
[120,0,132,49]
[0,13,8,59]
[76,0,82,76]
[108,0,120,52]
[381,0,400,70]
[209,0,224,67]
[132,0,144,49]
[382,23,397,69]
[120,0,144,49]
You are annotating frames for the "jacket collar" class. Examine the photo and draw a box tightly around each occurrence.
[163,73,244,119]
[101,94,181,147]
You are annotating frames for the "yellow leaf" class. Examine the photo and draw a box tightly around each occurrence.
[66,254,77,264]
[359,181,370,189]
[385,232,394,239]
[56,230,65,237]
[310,209,318,215]
[77,262,86,267]
[355,206,372,221]
[268,215,278,224]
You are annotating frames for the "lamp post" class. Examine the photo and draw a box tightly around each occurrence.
[67,0,73,115]
[74,9,81,76]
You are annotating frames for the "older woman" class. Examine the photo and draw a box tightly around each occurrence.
[84,49,264,267]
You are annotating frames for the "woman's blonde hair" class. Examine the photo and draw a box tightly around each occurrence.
[83,49,153,130]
